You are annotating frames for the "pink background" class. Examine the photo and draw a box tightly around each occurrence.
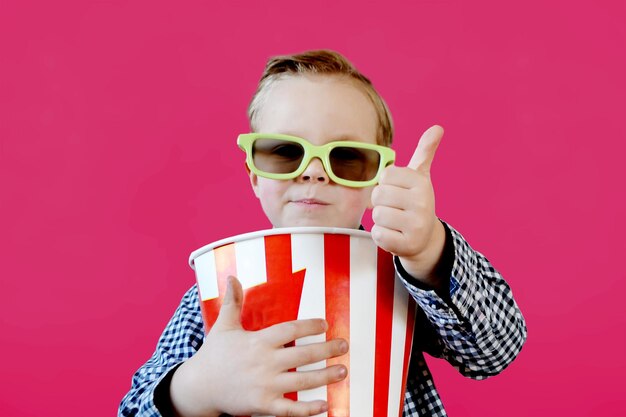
[1,0,624,416]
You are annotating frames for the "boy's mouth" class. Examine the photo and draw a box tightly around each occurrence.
[291,198,329,206]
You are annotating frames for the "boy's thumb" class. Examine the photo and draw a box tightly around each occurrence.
[214,276,244,330]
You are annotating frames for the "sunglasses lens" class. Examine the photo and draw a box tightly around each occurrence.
[329,146,381,181]
[252,138,305,174]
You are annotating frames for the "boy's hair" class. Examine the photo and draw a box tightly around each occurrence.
[248,49,394,147]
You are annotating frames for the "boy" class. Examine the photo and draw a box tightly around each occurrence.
[119,50,527,417]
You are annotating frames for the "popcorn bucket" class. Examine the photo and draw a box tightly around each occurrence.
[189,227,416,417]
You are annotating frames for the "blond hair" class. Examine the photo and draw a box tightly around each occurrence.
[247,50,394,147]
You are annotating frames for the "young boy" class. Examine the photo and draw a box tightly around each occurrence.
[119,50,527,417]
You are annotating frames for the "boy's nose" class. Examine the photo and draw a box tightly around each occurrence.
[298,157,330,184]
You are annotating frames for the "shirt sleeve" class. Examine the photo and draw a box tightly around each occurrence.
[395,220,527,380]
[118,285,205,416]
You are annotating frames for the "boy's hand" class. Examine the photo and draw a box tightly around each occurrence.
[169,276,348,417]
[371,125,447,290]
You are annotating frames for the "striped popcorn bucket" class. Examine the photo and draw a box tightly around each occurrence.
[189,227,416,417]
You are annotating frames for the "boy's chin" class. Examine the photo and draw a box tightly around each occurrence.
[274,216,360,229]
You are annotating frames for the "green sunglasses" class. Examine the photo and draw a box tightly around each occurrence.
[237,133,395,188]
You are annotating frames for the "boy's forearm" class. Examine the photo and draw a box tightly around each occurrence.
[399,221,527,377]
[398,219,447,291]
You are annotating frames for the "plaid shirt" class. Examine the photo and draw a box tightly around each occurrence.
[119,221,527,416]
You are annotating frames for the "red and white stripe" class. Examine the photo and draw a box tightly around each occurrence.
[194,232,415,417]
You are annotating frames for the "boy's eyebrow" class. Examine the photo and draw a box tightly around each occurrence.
[331,134,362,142]
[266,132,364,142]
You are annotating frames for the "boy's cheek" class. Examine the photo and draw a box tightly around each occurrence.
[361,186,375,210]
[250,174,286,204]
[367,188,375,210]
[251,176,286,201]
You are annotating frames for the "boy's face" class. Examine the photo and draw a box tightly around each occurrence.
[250,74,380,229]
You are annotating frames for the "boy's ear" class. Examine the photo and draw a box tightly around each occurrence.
[248,166,261,199]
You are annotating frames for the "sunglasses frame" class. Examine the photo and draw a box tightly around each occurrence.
[237,133,396,188]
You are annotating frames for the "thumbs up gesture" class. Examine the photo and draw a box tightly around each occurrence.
[371,125,447,289]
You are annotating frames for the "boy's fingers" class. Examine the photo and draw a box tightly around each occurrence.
[372,206,411,233]
[279,338,349,370]
[371,182,423,211]
[269,398,329,417]
[407,125,444,174]
[378,166,422,189]
[213,276,244,330]
[371,224,406,256]
[261,319,328,347]
[274,364,347,395]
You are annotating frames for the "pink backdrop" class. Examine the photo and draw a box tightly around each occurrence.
[1,1,624,416]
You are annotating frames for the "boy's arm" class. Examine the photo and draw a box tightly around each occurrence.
[396,220,527,379]
[370,125,526,377]
[118,285,204,417]
[121,278,348,417]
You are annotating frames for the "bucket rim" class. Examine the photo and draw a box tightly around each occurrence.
[189,227,371,269]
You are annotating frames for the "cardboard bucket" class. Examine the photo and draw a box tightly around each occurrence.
[189,227,416,417]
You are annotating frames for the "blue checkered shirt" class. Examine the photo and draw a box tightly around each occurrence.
[119,221,527,416]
